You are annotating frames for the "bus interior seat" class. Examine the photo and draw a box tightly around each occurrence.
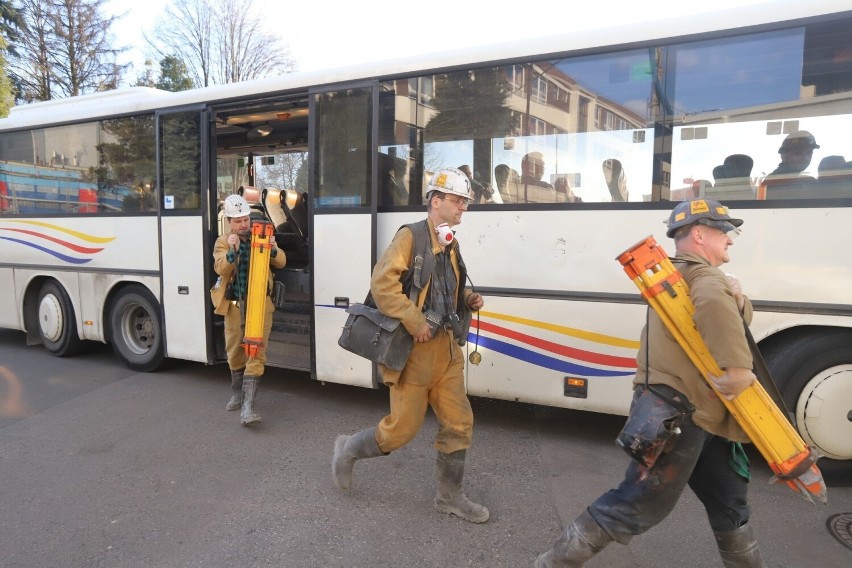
[281,190,308,239]
[495,164,561,203]
[263,187,288,231]
[706,178,755,200]
[602,159,629,202]
[238,185,267,219]
[272,188,309,266]
[495,164,520,203]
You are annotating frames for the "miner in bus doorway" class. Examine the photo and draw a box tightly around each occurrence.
[331,167,489,523]
[536,198,765,567]
[212,194,286,425]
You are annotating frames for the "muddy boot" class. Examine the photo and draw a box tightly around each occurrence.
[225,368,244,411]
[714,523,766,568]
[332,427,385,490]
[534,510,612,567]
[240,375,261,425]
[434,449,489,523]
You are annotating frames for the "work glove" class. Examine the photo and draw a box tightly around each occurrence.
[708,367,756,401]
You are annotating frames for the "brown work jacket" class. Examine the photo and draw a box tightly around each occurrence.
[633,251,753,442]
[370,218,473,385]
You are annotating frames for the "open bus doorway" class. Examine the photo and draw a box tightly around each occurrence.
[211,95,312,372]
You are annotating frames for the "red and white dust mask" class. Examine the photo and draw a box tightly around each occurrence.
[436,223,454,246]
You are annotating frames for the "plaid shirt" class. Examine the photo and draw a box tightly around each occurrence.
[225,238,279,300]
[226,240,251,300]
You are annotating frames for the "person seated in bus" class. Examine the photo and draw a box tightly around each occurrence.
[520,151,559,202]
[536,198,764,568]
[458,164,496,204]
[518,152,582,203]
[212,194,286,426]
[380,153,409,206]
[332,167,489,524]
[762,130,819,199]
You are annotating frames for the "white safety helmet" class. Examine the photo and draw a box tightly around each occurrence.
[223,194,250,218]
[426,167,472,201]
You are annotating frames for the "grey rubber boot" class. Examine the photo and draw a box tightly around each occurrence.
[714,523,766,568]
[240,375,261,425]
[332,427,385,490]
[225,368,244,411]
[534,510,613,567]
[433,449,489,523]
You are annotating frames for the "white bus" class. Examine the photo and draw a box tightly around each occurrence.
[1,1,850,483]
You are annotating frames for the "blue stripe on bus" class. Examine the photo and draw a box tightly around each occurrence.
[471,334,635,377]
[0,236,91,264]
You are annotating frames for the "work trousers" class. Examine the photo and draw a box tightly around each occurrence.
[376,330,473,454]
[589,390,751,544]
[224,298,274,377]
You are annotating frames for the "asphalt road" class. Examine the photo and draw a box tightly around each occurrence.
[1,329,850,567]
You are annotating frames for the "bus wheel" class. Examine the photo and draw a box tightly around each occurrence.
[37,281,83,357]
[764,330,852,486]
[109,285,165,372]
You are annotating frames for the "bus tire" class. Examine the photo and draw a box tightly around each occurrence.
[36,280,83,357]
[763,329,852,487]
[108,285,165,372]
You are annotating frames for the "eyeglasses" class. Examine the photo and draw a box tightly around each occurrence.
[440,195,470,209]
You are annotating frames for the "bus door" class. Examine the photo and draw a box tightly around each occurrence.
[157,107,210,363]
[311,83,378,388]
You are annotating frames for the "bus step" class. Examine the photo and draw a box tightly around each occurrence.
[272,320,310,336]
[269,329,310,347]
[280,299,311,314]
[266,339,310,371]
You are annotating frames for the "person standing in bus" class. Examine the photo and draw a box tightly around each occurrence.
[536,198,765,567]
[331,167,489,523]
[212,194,286,426]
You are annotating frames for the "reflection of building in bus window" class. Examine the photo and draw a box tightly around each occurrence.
[762,131,818,199]
[815,155,852,198]
[602,159,628,202]
[708,154,754,200]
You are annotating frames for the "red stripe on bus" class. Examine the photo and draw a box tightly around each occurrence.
[474,320,636,368]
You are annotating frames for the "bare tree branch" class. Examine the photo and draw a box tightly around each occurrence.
[148,0,294,87]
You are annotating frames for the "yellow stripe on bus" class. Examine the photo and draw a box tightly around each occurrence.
[9,220,116,244]
[478,310,640,349]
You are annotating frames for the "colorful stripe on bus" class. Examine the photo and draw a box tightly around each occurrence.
[0,220,115,264]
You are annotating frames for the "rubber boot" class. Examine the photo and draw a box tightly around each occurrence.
[332,427,385,490]
[240,375,261,425]
[714,523,766,568]
[225,368,244,411]
[433,449,489,523]
[534,510,613,567]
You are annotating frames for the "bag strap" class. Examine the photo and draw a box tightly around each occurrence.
[366,220,431,308]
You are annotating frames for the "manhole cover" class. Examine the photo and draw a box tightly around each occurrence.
[827,513,852,551]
